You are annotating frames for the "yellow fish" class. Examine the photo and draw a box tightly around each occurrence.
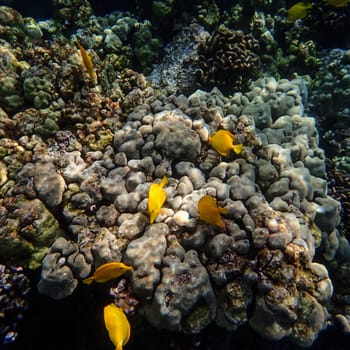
[148,176,167,224]
[209,130,243,156]
[83,261,132,285]
[198,194,228,228]
[325,0,350,7]
[104,303,130,350]
[76,41,97,85]
[287,2,313,22]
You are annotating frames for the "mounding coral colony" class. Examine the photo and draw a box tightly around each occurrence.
[1,1,350,349]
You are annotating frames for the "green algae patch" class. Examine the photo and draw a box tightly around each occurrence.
[0,196,64,269]
[182,304,213,334]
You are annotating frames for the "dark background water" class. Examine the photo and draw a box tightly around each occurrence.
[3,270,350,350]
[0,0,152,19]
[0,0,52,19]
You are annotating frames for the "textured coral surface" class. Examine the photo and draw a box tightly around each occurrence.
[1,1,350,349]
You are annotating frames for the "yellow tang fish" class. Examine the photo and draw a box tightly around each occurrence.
[198,194,228,228]
[148,176,167,224]
[104,303,130,350]
[83,261,132,285]
[209,129,243,156]
[287,2,313,22]
[76,41,97,85]
[325,0,350,7]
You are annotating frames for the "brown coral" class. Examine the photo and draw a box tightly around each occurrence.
[196,26,260,92]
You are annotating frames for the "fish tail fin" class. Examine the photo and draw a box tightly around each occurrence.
[219,207,229,215]
[159,176,168,188]
[82,276,94,285]
[216,218,226,229]
[232,143,243,155]
[116,343,123,350]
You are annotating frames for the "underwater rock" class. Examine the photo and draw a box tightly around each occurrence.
[22,67,56,109]
[314,196,342,234]
[281,167,314,201]
[0,6,24,28]
[124,223,168,300]
[242,103,272,129]
[0,73,24,113]
[145,250,216,333]
[153,110,201,162]
[52,0,93,32]
[117,212,149,240]
[23,17,42,40]
[38,237,92,299]
[16,161,66,207]
[90,227,125,266]
[216,278,252,330]
[0,6,26,46]
[96,204,119,227]
[149,22,208,94]
[0,196,63,269]
[34,161,66,207]
[38,252,78,300]
[249,257,331,347]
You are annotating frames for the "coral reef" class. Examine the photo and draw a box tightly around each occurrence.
[196,26,260,92]
[309,49,350,124]
[0,195,64,269]
[7,71,333,346]
[38,237,92,300]
[0,2,350,349]
[52,0,93,33]
[70,11,161,74]
[306,0,350,46]
[149,22,208,94]
[0,264,30,344]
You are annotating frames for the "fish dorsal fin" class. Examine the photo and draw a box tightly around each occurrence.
[75,40,83,50]
[223,130,235,138]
